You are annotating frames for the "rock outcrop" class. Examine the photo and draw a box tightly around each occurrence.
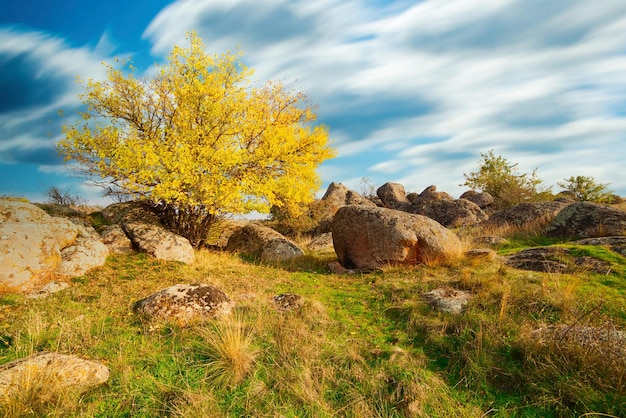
[487,201,569,227]
[133,283,234,325]
[410,198,488,228]
[422,287,472,314]
[226,223,304,261]
[331,205,463,270]
[0,199,108,291]
[545,202,626,238]
[459,190,495,210]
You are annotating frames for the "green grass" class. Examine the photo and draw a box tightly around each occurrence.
[1,235,625,417]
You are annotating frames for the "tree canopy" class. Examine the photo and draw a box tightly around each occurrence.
[462,150,552,209]
[557,175,613,203]
[59,32,335,246]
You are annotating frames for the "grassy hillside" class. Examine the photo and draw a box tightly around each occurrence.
[1,220,625,417]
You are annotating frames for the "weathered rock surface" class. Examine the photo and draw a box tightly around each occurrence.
[0,352,109,399]
[464,248,497,262]
[332,205,463,270]
[422,288,472,314]
[272,293,304,312]
[504,246,613,274]
[226,223,304,261]
[487,201,569,227]
[133,283,234,325]
[102,201,160,225]
[101,224,134,254]
[545,202,626,238]
[459,190,495,210]
[377,182,412,211]
[307,232,334,252]
[410,185,454,205]
[574,236,626,256]
[123,222,195,264]
[410,198,488,228]
[0,199,108,291]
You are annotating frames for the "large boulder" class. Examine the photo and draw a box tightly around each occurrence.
[487,201,569,227]
[226,223,304,261]
[0,199,108,291]
[0,352,109,400]
[133,283,234,325]
[122,222,195,264]
[410,198,488,228]
[331,205,463,270]
[545,202,626,239]
[100,224,134,254]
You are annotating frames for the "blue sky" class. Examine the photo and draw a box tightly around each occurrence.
[1,0,626,205]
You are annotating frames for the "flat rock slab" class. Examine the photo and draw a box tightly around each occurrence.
[504,246,614,275]
[422,287,471,314]
[133,283,234,325]
[574,236,626,257]
[272,293,304,312]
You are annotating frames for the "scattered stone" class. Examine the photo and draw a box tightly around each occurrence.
[0,352,109,399]
[504,246,613,275]
[272,293,304,312]
[464,248,497,261]
[133,283,234,325]
[225,223,304,262]
[332,205,463,270]
[545,202,626,239]
[422,287,471,314]
[327,261,357,274]
[472,236,509,246]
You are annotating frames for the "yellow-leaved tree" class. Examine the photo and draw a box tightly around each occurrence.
[59,32,335,247]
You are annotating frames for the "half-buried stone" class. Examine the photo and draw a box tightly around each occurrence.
[133,283,234,326]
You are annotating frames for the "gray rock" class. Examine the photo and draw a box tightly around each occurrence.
[0,352,109,399]
[133,283,234,325]
[488,201,569,227]
[272,293,304,312]
[123,221,195,264]
[459,190,495,209]
[504,246,613,275]
[422,288,471,314]
[545,202,626,239]
[574,236,626,256]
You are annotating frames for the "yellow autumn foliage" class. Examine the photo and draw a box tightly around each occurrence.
[58,32,334,245]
